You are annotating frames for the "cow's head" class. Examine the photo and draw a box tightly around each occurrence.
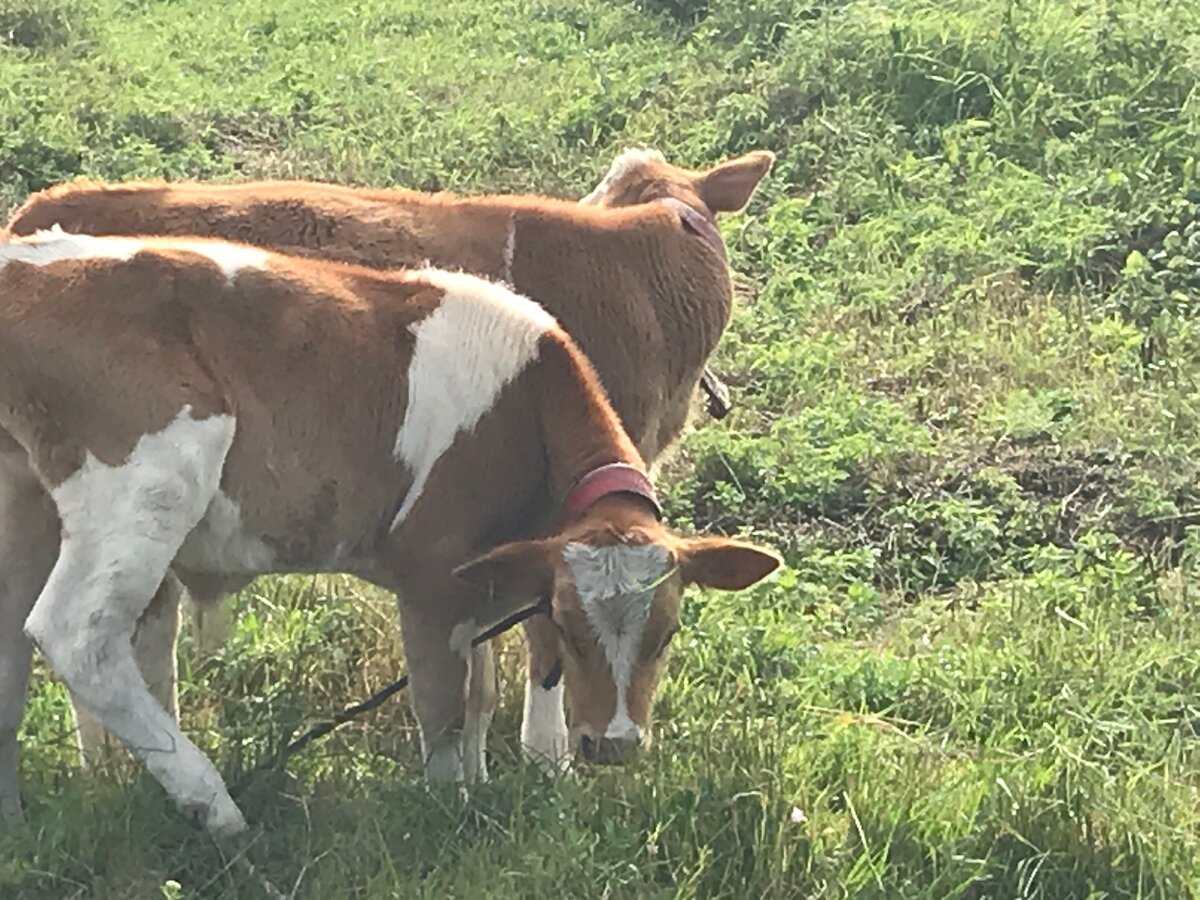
[456,501,779,763]
[580,147,776,219]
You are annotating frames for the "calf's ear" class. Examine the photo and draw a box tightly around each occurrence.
[454,539,558,608]
[677,536,781,591]
[698,150,776,213]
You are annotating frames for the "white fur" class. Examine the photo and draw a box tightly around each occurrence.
[175,490,275,573]
[0,228,267,282]
[161,241,269,282]
[74,577,182,767]
[0,227,143,268]
[522,680,570,773]
[580,147,665,205]
[463,643,494,783]
[448,619,477,659]
[22,406,247,835]
[390,271,555,530]
[563,542,670,739]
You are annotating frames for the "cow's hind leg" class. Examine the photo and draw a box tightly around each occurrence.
[73,575,183,766]
[23,412,247,836]
[0,441,60,825]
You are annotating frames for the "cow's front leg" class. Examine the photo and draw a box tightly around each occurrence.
[397,591,479,784]
[463,640,497,782]
[521,614,570,774]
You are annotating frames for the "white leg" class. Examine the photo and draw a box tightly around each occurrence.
[24,411,246,836]
[0,449,60,825]
[521,678,570,774]
[73,574,183,767]
[462,641,496,782]
[135,574,183,722]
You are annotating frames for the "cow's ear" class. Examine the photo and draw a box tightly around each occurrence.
[698,151,776,213]
[676,536,781,590]
[454,539,558,610]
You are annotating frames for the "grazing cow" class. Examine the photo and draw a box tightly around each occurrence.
[5,148,776,770]
[0,230,780,834]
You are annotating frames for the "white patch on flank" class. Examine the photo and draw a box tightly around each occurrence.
[23,406,247,835]
[522,680,570,774]
[389,270,556,531]
[0,228,268,282]
[176,490,275,574]
[580,147,666,205]
[502,213,517,285]
[563,542,671,739]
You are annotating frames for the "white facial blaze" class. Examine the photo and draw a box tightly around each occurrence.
[390,270,556,530]
[0,228,268,282]
[579,147,666,205]
[563,542,671,738]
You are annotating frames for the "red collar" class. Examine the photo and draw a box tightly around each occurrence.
[560,463,662,526]
[657,197,727,264]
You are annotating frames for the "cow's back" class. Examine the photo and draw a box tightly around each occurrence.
[6,180,728,461]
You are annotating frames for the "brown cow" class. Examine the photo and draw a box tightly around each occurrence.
[5,148,775,771]
[0,229,780,835]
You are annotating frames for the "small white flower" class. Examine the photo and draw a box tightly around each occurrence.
[789,806,807,825]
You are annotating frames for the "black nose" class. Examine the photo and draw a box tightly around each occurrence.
[580,732,641,764]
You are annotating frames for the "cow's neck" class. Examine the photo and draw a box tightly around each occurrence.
[640,207,733,382]
[535,334,650,518]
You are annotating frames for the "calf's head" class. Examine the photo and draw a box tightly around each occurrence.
[456,506,779,763]
[580,147,776,220]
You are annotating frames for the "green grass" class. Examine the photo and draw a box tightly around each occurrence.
[3,0,1200,896]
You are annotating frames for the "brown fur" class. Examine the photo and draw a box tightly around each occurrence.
[6,149,774,462]
[3,150,777,770]
[0,236,700,829]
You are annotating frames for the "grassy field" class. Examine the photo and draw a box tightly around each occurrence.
[2,0,1200,896]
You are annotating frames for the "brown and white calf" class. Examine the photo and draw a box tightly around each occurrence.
[0,230,779,834]
[5,147,776,770]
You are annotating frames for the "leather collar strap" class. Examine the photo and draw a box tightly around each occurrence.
[560,462,662,526]
[657,196,727,264]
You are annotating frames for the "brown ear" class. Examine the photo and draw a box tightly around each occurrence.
[677,536,781,590]
[698,150,776,213]
[454,539,558,607]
